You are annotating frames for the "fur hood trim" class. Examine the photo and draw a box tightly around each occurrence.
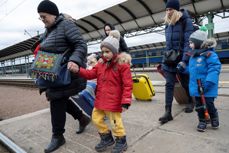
[117,52,132,65]
[201,38,217,49]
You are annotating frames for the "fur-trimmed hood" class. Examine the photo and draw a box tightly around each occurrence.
[201,38,217,49]
[117,52,132,65]
[191,38,217,57]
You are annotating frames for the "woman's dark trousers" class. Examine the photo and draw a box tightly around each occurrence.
[159,70,193,123]
[159,70,176,124]
[50,98,83,135]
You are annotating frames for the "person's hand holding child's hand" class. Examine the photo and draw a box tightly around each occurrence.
[122,104,129,112]
[68,61,79,73]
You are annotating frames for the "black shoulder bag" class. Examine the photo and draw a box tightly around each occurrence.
[163,25,183,65]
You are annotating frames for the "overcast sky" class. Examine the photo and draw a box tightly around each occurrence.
[0,0,229,53]
[0,0,126,50]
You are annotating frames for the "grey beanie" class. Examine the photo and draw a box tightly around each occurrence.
[37,0,59,16]
[100,30,120,54]
[189,30,208,49]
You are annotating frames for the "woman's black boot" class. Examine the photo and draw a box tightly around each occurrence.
[44,135,65,153]
[159,105,173,124]
[76,114,91,134]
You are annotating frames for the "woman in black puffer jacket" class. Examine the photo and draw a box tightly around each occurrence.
[37,1,90,152]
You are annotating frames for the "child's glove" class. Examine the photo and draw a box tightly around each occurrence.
[122,104,130,112]
[176,61,186,73]
[204,81,214,92]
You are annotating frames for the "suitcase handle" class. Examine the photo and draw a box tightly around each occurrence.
[131,65,137,78]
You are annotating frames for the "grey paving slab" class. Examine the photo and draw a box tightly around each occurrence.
[128,128,229,153]
[128,96,229,153]
[159,99,229,141]
[0,93,229,153]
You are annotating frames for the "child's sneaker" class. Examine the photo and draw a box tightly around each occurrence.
[211,118,219,129]
[197,122,207,132]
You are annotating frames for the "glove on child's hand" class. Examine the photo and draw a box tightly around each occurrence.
[122,104,130,112]
[204,81,214,92]
[176,61,186,73]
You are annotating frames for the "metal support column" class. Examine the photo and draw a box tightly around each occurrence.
[145,50,150,67]
[206,12,214,38]
[25,56,29,77]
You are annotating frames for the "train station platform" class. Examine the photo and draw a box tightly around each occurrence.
[0,85,229,153]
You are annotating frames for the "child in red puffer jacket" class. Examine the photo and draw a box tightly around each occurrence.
[70,30,133,153]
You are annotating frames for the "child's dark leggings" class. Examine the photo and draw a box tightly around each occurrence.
[195,97,218,121]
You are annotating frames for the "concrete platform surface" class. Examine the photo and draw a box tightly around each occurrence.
[0,92,229,153]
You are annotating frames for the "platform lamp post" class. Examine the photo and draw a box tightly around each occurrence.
[24,29,33,78]
[24,29,32,38]
[205,12,214,38]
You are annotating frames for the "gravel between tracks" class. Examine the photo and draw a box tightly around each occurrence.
[0,85,49,120]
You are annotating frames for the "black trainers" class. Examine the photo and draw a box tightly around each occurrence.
[197,122,207,132]
[211,118,219,129]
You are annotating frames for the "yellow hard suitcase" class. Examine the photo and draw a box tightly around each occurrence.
[132,74,155,101]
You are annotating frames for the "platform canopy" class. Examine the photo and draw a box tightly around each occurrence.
[128,31,229,51]
[0,0,228,59]
[78,0,229,42]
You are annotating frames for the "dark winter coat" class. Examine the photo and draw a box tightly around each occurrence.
[39,14,87,100]
[188,39,221,97]
[162,10,194,72]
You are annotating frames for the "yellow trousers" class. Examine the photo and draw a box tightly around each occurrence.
[92,108,126,137]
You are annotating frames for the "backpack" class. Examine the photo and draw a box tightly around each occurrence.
[180,19,199,33]
[180,9,199,33]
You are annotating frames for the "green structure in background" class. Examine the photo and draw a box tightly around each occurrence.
[205,12,214,38]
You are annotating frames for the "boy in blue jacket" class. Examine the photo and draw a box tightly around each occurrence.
[188,30,221,132]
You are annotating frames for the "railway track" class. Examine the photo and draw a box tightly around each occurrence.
[0,68,157,88]
[0,79,36,88]
[0,66,228,88]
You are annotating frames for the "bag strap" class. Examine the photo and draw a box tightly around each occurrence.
[179,25,183,51]
[63,48,70,56]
